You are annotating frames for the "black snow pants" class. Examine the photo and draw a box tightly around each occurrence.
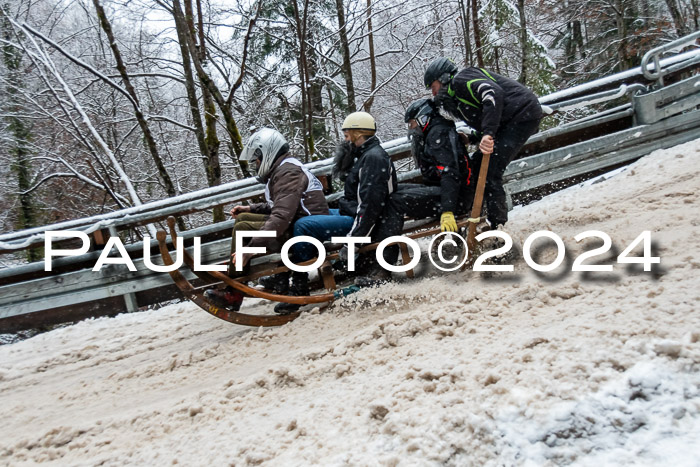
[384,183,470,233]
[469,118,541,227]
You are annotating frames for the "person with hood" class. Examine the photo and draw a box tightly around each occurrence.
[386,97,472,233]
[204,128,329,312]
[424,57,542,228]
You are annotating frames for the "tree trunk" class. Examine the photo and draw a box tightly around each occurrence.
[691,0,700,30]
[188,0,223,221]
[494,45,500,73]
[565,21,574,63]
[573,20,585,59]
[171,0,244,159]
[363,0,377,113]
[517,0,528,85]
[471,0,485,68]
[335,0,356,112]
[305,16,325,158]
[92,0,179,200]
[614,0,629,71]
[458,0,472,65]
[291,0,311,160]
[327,86,340,141]
[172,0,210,167]
[1,11,38,260]
[8,106,39,260]
[663,0,688,37]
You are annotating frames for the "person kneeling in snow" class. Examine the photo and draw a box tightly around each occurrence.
[204,128,329,313]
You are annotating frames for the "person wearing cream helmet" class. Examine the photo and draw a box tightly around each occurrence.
[335,111,399,285]
[285,111,400,295]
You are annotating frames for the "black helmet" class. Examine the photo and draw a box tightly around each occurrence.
[423,57,458,88]
[404,98,434,128]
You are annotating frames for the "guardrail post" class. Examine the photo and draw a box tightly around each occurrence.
[505,185,513,212]
[123,291,139,313]
[107,225,139,313]
[633,91,657,125]
[634,74,700,125]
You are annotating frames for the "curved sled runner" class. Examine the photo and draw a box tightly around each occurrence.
[157,213,475,327]
[156,225,340,327]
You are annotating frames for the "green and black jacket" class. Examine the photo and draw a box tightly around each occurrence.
[438,67,542,137]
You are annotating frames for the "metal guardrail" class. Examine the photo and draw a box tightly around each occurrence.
[641,30,700,87]
[1,32,699,331]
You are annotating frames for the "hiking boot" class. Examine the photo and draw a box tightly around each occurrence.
[354,267,392,288]
[203,287,244,311]
[274,272,309,315]
[258,272,290,294]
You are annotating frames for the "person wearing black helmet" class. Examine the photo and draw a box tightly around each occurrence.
[384,98,472,234]
[424,57,542,228]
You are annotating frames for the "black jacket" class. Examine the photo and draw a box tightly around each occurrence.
[417,115,470,213]
[338,136,397,237]
[436,67,542,137]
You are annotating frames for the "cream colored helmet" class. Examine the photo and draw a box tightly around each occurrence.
[341,112,376,131]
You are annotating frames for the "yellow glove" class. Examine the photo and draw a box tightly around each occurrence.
[440,211,458,232]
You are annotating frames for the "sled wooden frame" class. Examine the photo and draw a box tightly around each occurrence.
[462,151,492,270]
[156,216,472,327]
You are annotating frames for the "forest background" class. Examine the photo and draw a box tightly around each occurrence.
[1,0,697,263]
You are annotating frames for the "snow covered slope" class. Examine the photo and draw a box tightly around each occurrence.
[1,139,699,466]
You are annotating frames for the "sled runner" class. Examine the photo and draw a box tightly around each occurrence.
[156,215,474,327]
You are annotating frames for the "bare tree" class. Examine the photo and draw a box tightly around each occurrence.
[335,0,357,111]
[8,17,147,213]
[362,0,377,113]
[168,0,246,161]
[664,0,688,36]
[472,0,485,68]
[92,0,179,201]
[457,0,473,65]
[1,7,38,259]
[517,0,528,84]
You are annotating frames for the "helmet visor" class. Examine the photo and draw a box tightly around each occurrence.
[240,143,260,162]
[250,149,263,173]
[416,114,430,129]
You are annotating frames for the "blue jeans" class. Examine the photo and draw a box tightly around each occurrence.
[292,209,354,262]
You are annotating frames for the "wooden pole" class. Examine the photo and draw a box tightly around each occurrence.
[464,151,491,269]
